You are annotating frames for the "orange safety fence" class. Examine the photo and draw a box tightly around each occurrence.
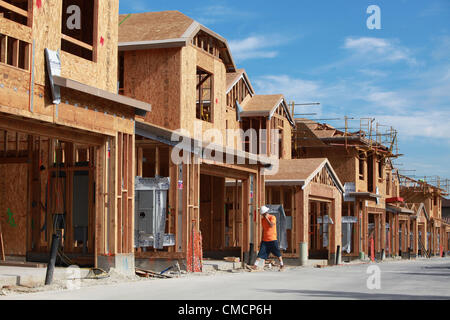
[187,226,203,273]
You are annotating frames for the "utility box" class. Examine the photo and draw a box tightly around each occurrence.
[135,177,174,249]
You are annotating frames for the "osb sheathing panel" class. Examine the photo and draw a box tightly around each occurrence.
[180,45,196,134]
[57,87,134,135]
[0,1,132,137]
[0,65,51,119]
[33,0,119,93]
[181,45,227,141]
[124,48,181,130]
[0,18,32,43]
[0,163,28,256]
[0,65,132,136]
[282,121,292,160]
[302,147,357,185]
[225,110,242,150]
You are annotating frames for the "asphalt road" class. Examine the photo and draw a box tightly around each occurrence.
[2,258,450,300]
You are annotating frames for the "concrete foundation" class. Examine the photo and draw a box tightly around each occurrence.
[97,254,135,277]
[329,251,342,265]
[0,266,90,288]
[135,258,185,273]
[298,243,308,266]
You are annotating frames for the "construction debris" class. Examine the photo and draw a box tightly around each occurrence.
[135,268,173,279]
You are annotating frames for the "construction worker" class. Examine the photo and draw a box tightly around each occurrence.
[249,206,285,271]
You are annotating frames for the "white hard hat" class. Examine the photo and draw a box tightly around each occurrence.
[260,206,270,215]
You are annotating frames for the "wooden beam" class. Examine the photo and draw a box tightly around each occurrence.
[137,147,143,177]
[0,116,104,146]
[3,130,7,156]
[0,210,5,261]
[0,157,28,164]
[61,34,94,51]
[11,38,19,67]
[155,146,160,177]
[0,35,7,64]
[0,0,28,18]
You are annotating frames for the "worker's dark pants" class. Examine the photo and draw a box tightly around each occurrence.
[257,240,282,260]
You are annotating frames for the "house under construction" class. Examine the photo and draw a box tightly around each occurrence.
[0,3,448,280]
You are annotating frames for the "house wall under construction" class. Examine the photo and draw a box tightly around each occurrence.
[118,11,269,271]
[264,159,343,265]
[0,0,150,274]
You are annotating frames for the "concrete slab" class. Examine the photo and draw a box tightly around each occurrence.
[0,266,90,288]
[4,258,449,300]
[203,260,241,272]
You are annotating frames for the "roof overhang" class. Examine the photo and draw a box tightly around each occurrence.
[135,120,272,167]
[240,97,295,127]
[53,75,151,117]
[264,159,345,194]
[118,21,237,73]
[119,39,187,51]
[226,71,255,96]
[265,180,305,187]
[348,192,382,200]
[386,205,415,215]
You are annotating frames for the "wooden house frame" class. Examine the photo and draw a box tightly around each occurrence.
[400,175,447,257]
[292,120,400,261]
[118,11,272,270]
[0,0,151,275]
[264,158,344,265]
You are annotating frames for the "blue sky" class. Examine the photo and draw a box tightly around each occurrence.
[120,1,450,184]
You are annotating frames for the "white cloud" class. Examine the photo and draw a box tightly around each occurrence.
[229,35,292,61]
[358,69,388,78]
[377,112,450,140]
[343,37,418,66]
[364,89,410,110]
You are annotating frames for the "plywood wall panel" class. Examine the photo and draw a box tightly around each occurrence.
[32,0,119,92]
[0,163,28,256]
[124,48,181,130]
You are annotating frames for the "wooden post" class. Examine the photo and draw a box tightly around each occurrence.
[381,211,386,256]
[155,146,160,177]
[0,35,7,63]
[137,147,143,177]
[108,136,118,255]
[12,39,19,67]
[0,217,5,261]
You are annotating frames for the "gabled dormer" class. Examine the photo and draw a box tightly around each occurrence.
[226,69,254,110]
[238,94,295,159]
[119,11,241,143]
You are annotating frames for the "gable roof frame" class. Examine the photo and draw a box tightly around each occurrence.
[226,71,255,96]
[119,16,237,73]
[268,97,295,127]
[301,159,345,194]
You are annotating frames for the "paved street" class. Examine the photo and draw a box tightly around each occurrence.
[2,258,450,300]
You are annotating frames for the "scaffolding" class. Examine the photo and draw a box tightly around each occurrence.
[399,175,450,196]
[291,112,400,157]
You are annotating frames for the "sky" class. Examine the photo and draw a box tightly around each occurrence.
[119,0,450,184]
